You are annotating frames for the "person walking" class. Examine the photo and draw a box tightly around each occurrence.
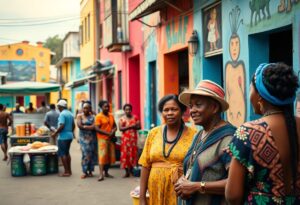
[139,94,196,205]
[174,80,236,205]
[76,102,97,179]
[51,99,75,177]
[0,104,12,161]
[226,63,300,204]
[94,100,117,181]
[119,103,140,177]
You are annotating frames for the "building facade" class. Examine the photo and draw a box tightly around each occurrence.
[0,41,53,110]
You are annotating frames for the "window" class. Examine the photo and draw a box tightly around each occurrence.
[99,23,103,47]
[85,17,88,43]
[103,0,129,48]
[88,13,90,41]
[79,24,83,45]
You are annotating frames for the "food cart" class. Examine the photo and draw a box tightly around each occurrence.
[0,81,61,176]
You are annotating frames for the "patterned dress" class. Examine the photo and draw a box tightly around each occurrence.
[78,114,97,173]
[229,119,300,204]
[119,115,138,169]
[139,125,196,205]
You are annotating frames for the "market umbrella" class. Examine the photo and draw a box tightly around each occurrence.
[0,81,61,95]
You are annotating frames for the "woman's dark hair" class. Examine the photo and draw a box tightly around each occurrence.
[256,62,299,190]
[98,100,109,108]
[158,94,187,113]
[123,103,132,111]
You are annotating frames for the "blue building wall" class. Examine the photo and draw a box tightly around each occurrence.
[70,59,88,114]
[192,0,300,128]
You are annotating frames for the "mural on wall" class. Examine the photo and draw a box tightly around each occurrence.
[75,91,89,111]
[249,0,271,26]
[165,16,189,49]
[203,2,222,57]
[278,0,299,13]
[225,5,246,127]
[249,0,299,27]
[0,60,36,81]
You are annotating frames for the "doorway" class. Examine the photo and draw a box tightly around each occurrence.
[128,55,141,119]
[149,61,157,127]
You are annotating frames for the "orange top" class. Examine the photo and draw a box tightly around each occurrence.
[95,112,115,140]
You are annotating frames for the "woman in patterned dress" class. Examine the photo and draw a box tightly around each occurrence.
[139,94,197,205]
[119,103,140,177]
[76,102,97,179]
[226,63,300,204]
[174,80,236,205]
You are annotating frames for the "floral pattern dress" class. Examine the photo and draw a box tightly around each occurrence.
[139,126,197,205]
[78,114,97,173]
[229,119,300,205]
[119,115,138,169]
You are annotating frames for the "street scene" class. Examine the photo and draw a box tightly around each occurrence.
[1,0,300,205]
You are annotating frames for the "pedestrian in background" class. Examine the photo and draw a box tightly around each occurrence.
[77,102,97,179]
[175,80,236,205]
[51,99,75,177]
[226,63,300,204]
[0,104,12,161]
[119,103,140,178]
[139,94,196,205]
[25,102,37,113]
[95,100,117,181]
[44,104,60,144]
[11,103,23,114]
[37,101,49,113]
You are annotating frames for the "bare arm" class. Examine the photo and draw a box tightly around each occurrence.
[225,158,246,205]
[175,177,227,199]
[51,123,64,138]
[139,166,150,205]
[94,124,110,136]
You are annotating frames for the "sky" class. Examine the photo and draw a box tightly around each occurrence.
[0,0,80,45]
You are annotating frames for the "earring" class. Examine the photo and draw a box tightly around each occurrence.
[257,101,264,113]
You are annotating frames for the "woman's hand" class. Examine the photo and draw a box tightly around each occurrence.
[174,177,197,199]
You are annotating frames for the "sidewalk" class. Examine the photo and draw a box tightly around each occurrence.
[0,140,139,205]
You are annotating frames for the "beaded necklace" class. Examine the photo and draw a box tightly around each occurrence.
[263,110,283,117]
[162,123,184,158]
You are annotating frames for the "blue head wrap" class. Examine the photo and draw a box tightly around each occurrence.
[254,63,295,106]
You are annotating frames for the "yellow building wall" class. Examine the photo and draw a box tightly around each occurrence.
[60,61,72,107]
[80,0,96,70]
[0,42,51,82]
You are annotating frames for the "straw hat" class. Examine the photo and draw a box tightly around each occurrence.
[179,80,229,112]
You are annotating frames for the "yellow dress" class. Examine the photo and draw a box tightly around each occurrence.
[139,125,196,205]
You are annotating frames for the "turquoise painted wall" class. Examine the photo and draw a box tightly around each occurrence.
[192,0,300,126]
[144,27,160,129]
[70,59,89,114]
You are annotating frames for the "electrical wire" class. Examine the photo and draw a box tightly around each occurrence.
[0,18,79,27]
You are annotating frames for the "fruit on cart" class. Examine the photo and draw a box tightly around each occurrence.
[36,126,50,136]
[31,141,50,149]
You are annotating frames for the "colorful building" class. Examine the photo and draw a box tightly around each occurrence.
[0,41,53,110]
[56,32,89,113]
[129,0,300,128]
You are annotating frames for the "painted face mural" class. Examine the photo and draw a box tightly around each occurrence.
[225,5,246,127]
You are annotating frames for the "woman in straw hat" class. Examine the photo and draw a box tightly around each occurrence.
[226,63,300,204]
[139,94,197,205]
[174,80,236,205]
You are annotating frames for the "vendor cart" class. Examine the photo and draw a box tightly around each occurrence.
[10,113,50,146]
[0,81,61,146]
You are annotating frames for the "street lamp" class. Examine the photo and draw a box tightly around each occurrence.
[188,30,199,56]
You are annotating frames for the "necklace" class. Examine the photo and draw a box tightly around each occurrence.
[162,123,184,158]
[185,119,221,179]
[263,110,283,117]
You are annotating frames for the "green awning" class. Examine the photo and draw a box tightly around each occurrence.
[0,81,61,95]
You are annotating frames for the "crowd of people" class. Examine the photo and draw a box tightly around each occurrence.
[0,62,300,204]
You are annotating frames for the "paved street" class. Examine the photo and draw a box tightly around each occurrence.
[0,141,139,205]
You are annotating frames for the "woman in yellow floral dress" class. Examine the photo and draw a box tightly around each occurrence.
[139,94,196,205]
